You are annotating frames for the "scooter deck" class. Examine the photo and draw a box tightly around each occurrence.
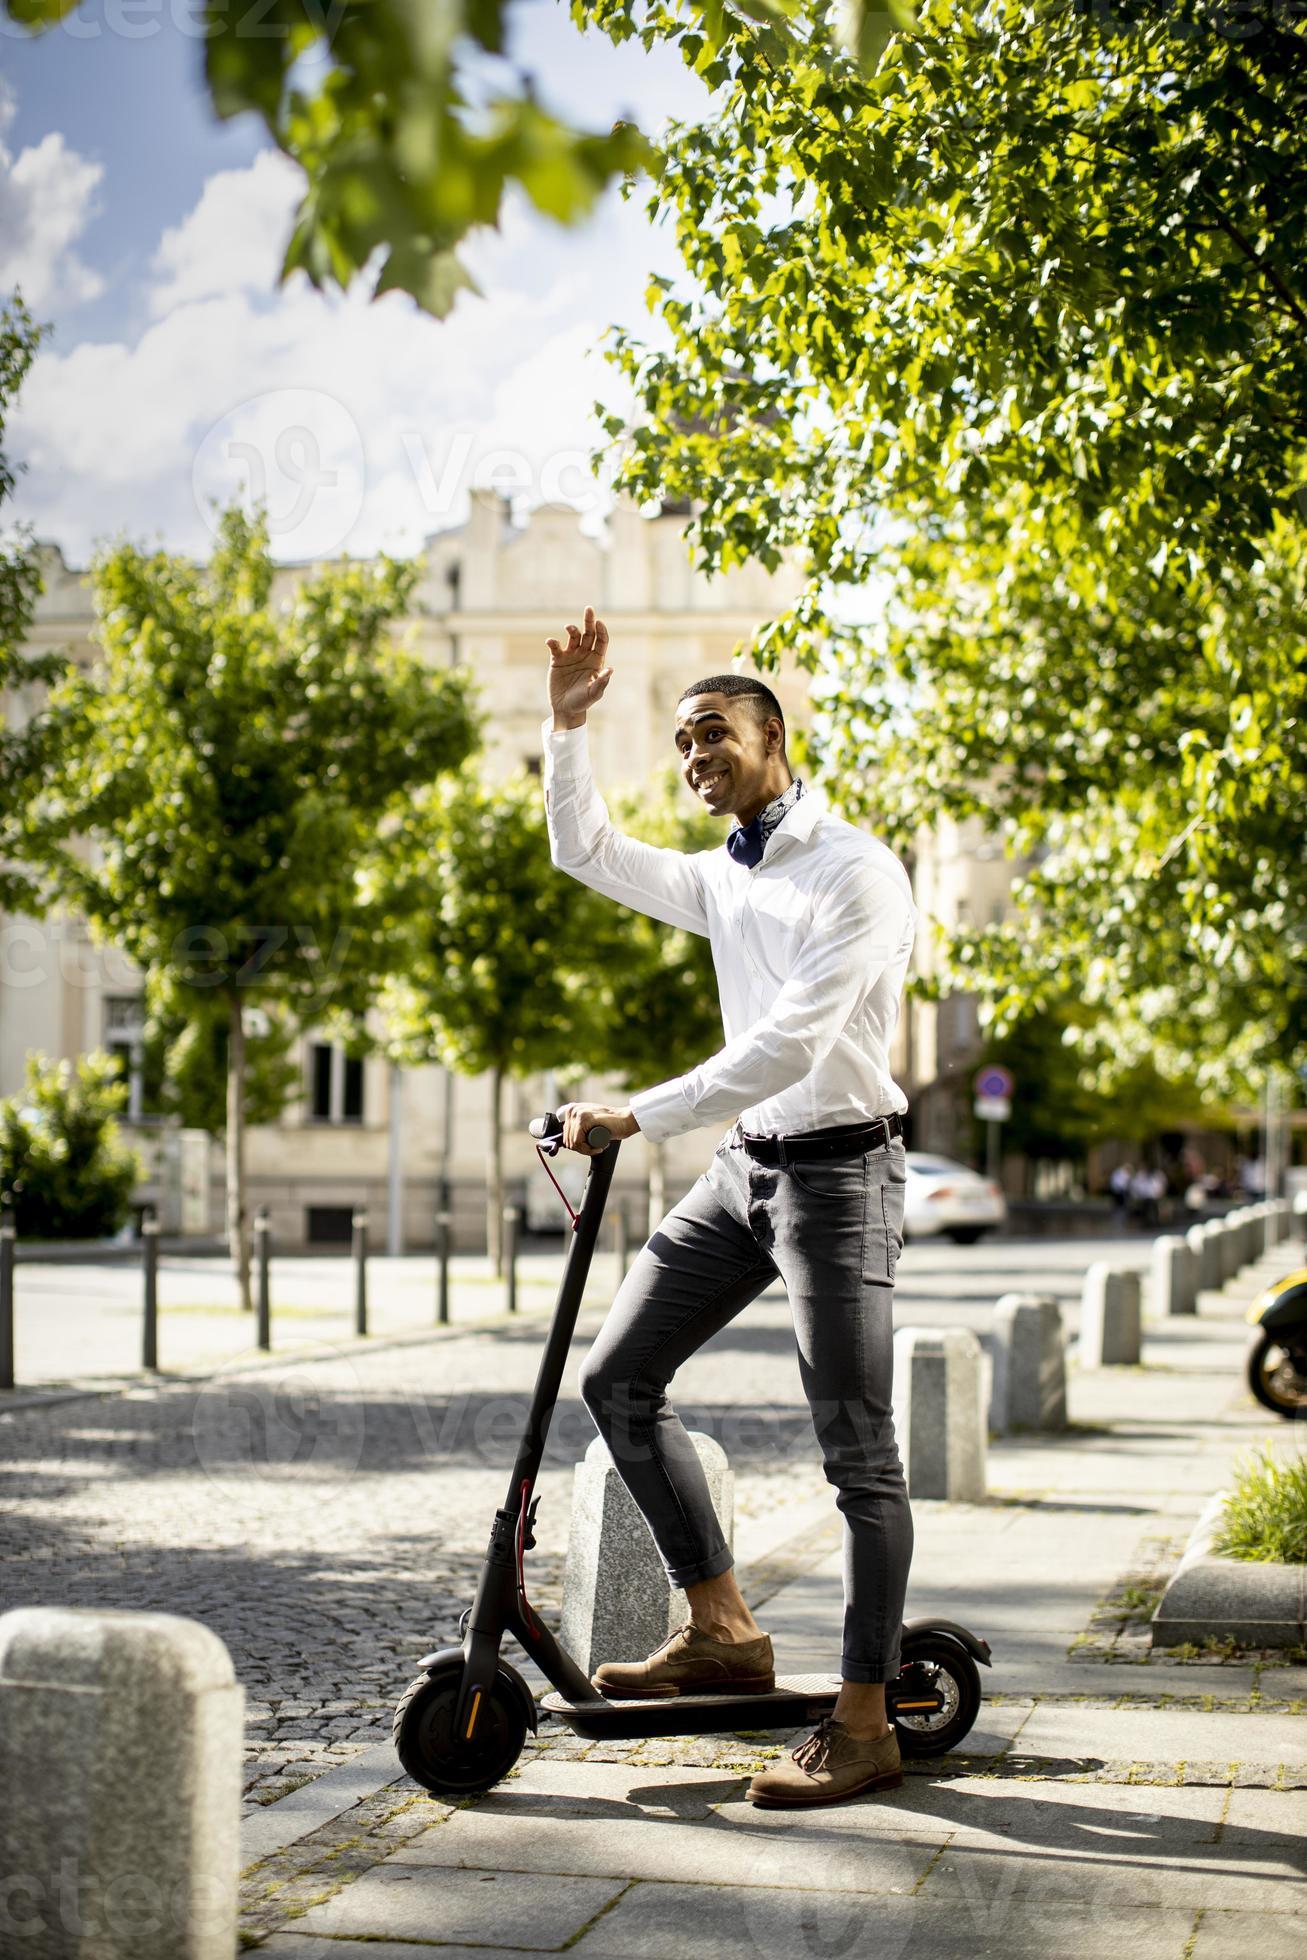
[541,1672,934,1740]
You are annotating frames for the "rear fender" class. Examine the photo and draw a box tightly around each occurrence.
[902,1617,993,1668]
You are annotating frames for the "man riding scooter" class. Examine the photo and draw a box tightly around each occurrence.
[539,606,918,1809]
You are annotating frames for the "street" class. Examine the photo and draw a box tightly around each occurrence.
[0,1229,1221,1803]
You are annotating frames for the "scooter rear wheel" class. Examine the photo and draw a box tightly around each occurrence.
[892,1633,982,1758]
[1247,1331,1307,1419]
[393,1662,527,1796]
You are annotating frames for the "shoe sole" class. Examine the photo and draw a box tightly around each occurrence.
[592,1674,777,1701]
[747,1767,903,1807]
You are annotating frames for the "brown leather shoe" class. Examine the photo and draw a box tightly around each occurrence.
[746,1716,902,1807]
[591,1620,775,1700]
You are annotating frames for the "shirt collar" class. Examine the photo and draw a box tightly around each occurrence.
[728,777,825,861]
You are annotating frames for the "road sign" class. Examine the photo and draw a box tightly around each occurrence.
[974,1065,1014,1101]
[974,1095,1011,1123]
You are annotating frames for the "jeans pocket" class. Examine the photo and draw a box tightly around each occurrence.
[866,1147,906,1284]
[785,1154,868,1199]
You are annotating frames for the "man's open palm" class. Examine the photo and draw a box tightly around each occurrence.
[547,605,612,722]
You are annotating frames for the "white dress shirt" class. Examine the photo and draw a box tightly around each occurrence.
[541,718,916,1146]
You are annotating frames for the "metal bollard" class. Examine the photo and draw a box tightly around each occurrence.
[435,1208,452,1325]
[142,1210,160,1372]
[0,1205,14,1391]
[255,1206,271,1352]
[504,1204,520,1314]
[352,1210,368,1337]
[614,1201,629,1286]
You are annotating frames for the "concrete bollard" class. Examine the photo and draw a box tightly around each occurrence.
[1152,1235,1197,1318]
[560,1432,733,1679]
[892,1326,987,1500]
[1187,1222,1221,1296]
[0,1606,243,1959]
[1218,1217,1241,1285]
[989,1294,1066,1434]
[1079,1264,1142,1367]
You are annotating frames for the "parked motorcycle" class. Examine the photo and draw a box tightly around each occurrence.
[1246,1268,1307,1418]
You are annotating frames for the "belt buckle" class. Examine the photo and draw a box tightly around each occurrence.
[774,1134,788,1170]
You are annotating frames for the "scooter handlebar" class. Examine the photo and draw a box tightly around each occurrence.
[529,1110,612,1153]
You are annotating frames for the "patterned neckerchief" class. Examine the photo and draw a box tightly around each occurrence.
[725,777,806,870]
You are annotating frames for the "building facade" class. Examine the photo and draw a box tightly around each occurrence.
[14,492,1007,1245]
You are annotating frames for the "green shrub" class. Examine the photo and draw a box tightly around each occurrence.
[1211,1444,1307,1565]
[0,1051,142,1240]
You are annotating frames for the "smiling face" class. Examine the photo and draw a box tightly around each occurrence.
[673,690,792,826]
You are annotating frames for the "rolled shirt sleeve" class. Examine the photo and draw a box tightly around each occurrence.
[541,717,709,936]
[628,869,913,1143]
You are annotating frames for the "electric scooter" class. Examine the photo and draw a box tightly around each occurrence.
[393,1111,993,1797]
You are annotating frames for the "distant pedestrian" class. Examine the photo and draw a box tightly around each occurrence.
[1109,1163,1133,1218]
[1128,1165,1157,1228]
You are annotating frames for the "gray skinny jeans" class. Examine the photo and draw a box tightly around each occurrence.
[577,1127,913,1684]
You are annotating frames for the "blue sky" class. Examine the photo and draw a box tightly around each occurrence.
[0,1,713,565]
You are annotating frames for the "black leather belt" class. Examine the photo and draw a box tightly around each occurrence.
[735,1111,905,1167]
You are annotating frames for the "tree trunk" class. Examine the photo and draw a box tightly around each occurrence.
[647,1139,667,1238]
[487,1065,504,1274]
[227,990,252,1311]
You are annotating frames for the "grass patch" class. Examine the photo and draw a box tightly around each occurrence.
[1211,1444,1307,1564]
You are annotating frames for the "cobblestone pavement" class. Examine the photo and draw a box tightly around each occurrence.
[0,1282,838,1805]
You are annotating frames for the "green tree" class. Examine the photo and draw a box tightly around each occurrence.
[968,1000,1224,1181]
[1,293,77,912]
[1,0,913,318]
[36,504,480,1306]
[140,985,305,1135]
[368,764,611,1268]
[582,0,1307,1098]
[593,770,725,1226]
[0,1051,141,1240]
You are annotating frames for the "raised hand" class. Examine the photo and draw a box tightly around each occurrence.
[546,605,612,726]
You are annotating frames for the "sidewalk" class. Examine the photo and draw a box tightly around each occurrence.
[236,1241,1307,1958]
[1,1244,600,1395]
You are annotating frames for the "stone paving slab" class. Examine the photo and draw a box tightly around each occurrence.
[288,1864,627,1947]
[1220,1787,1307,1845]
[242,1742,404,1866]
[1012,1703,1307,1765]
[562,1882,1199,1959]
[391,1760,953,1875]
[920,1839,1305,1914]
[255,1940,573,1959]
[1190,1910,1307,1958]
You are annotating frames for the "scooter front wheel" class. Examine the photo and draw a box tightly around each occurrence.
[1247,1331,1307,1419]
[892,1633,982,1758]
[394,1662,528,1796]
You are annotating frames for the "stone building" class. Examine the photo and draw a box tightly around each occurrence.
[2,491,1013,1246]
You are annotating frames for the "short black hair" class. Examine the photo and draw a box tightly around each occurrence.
[677,673,785,743]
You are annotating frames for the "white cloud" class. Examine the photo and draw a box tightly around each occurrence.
[148,149,305,316]
[0,75,105,315]
[8,147,684,567]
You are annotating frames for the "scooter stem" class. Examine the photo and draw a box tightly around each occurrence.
[502,1138,620,1510]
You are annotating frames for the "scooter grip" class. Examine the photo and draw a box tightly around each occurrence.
[584,1124,612,1151]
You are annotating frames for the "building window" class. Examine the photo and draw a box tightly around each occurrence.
[308,1042,366,1124]
[524,754,542,777]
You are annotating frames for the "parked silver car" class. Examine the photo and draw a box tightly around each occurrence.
[903,1152,1007,1244]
